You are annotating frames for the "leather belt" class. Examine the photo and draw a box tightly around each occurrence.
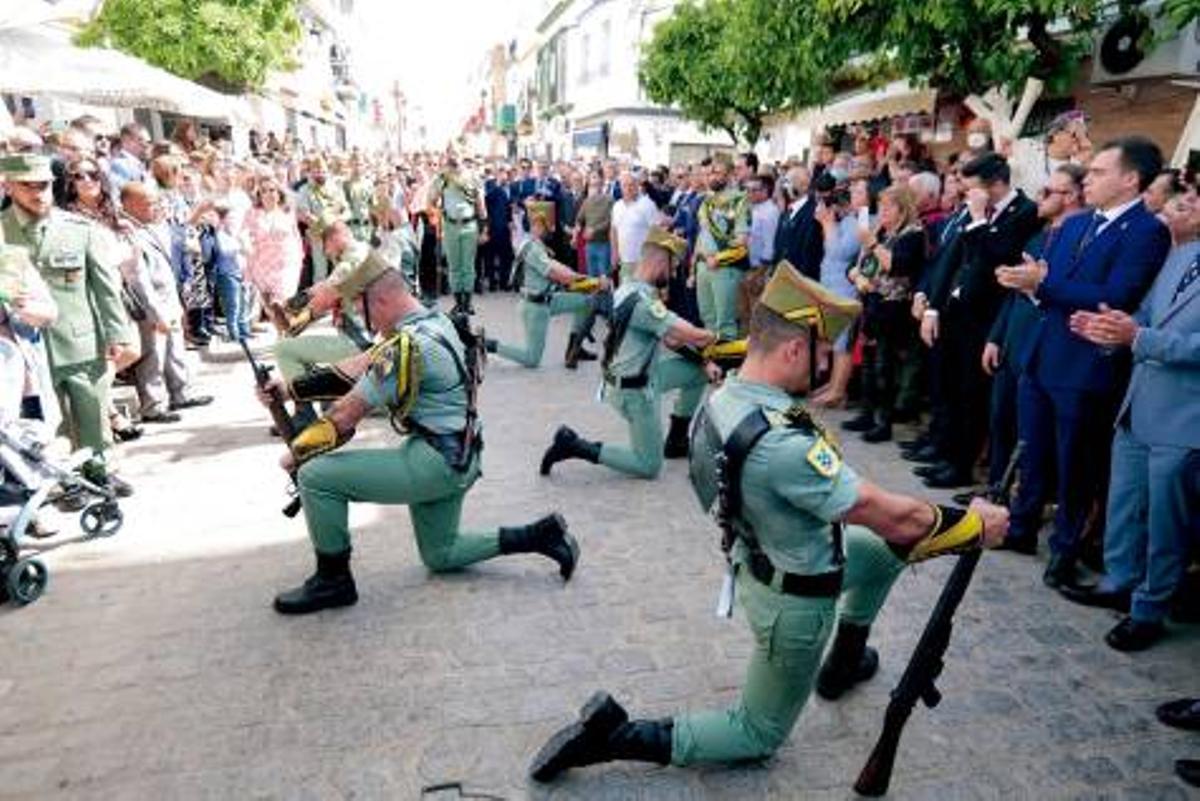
[522,292,552,304]
[445,215,476,224]
[746,550,843,598]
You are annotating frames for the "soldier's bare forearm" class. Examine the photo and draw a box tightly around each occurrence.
[327,390,371,435]
[845,482,937,546]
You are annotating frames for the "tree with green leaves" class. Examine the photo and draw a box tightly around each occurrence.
[639,0,857,145]
[78,0,302,94]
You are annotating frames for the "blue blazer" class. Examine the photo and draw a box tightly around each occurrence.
[1119,240,1200,448]
[484,180,512,237]
[1023,200,1171,392]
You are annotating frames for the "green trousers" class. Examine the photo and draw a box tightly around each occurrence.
[273,333,361,383]
[597,355,707,479]
[671,527,904,764]
[695,264,743,340]
[308,235,331,284]
[443,221,479,293]
[52,359,111,461]
[297,436,500,570]
[494,294,590,368]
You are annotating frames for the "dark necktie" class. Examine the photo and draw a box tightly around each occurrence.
[1173,256,1199,304]
[1077,211,1105,253]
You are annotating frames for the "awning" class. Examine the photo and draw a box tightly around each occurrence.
[801,80,938,129]
[0,25,250,122]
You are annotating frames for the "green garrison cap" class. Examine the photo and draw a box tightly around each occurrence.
[0,153,53,182]
[642,224,688,264]
[759,260,861,343]
[525,199,556,231]
[336,248,398,301]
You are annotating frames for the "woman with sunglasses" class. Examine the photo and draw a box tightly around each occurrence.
[64,157,143,443]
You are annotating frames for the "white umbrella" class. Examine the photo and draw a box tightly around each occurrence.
[0,25,250,122]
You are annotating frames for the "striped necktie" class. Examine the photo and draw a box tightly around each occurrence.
[1173,256,1199,304]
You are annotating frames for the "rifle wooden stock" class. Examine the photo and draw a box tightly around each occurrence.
[854,443,1023,796]
[240,339,303,518]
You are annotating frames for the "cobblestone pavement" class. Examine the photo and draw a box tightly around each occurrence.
[1,293,1196,801]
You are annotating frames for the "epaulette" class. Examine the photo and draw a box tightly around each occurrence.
[367,329,408,371]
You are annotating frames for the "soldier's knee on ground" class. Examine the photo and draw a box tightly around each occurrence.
[416,543,461,573]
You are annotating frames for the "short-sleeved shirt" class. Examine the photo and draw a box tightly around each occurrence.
[695,187,750,257]
[577,194,613,242]
[430,172,481,222]
[693,375,860,575]
[611,195,658,265]
[606,280,678,382]
[519,238,555,296]
[356,308,470,435]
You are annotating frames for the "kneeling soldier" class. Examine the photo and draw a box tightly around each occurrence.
[539,226,721,479]
[487,209,607,369]
[530,264,1009,779]
[259,259,579,615]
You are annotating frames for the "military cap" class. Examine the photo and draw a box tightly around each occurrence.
[526,199,556,231]
[0,153,53,182]
[642,225,687,263]
[335,248,398,301]
[758,260,861,342]
[711,151,734,170]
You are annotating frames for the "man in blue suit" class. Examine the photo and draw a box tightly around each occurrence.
[1057,194,1200,651]
[996,136,1172,589]
[484,165,515,290]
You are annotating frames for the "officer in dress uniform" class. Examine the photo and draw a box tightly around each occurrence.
[693,152,751,340]
[295,157,349,284]
[538,226,719,479]
[0,153,134,488]
[486,208,606,369]
[343,155,375,243]
[529,263,1010,781]
[428,154,487,316]
[258,257,580,614]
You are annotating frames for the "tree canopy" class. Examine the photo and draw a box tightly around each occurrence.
[640,0,1200,146]
[78,0,303,93]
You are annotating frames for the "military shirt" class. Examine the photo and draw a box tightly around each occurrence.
[0,206,128,368]
[357,307,470,435]
[695,187,750,257]
[520,239,556,296]
[693,375,860,575]
[429,171,481,223]
[606,280,678,381]
[344,178,374,223]
[296,181,348,236]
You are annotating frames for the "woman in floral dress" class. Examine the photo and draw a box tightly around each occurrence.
[243,179,303,309]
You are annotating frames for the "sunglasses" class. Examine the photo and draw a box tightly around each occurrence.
[1039,187,1071,198]
[71,171,101,182]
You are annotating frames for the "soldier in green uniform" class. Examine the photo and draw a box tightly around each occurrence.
[0,153,135,487]
[538,226,718,480]
[529,263,1010,780]
[486,208,606,369]
[295,157,349,284]
[343,155,375,243]
[256,259,580,614]
[692,153,751,340]
[428,154,487,316]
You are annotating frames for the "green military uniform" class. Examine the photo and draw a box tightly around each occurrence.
[694,187,750,340]
[272,239,374,383]
[530,264,994,782]
[272,266,580,614]
[344,176,375,243]
[0,154,130,462]
[296,170,349,284]
[591,282,706,478]
[492,238,593,368]
[429,167,484,304]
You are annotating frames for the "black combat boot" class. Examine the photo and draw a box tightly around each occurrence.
[663,415,692,459]
[498,512,580,580]
[273,549,358,615]
[463,292,476,315]
[816,622,879,700]
[484,337,498,354]
[539,426,601,476]
[530,691,672,782]
[841,409,876,433]
[564,333,597,369]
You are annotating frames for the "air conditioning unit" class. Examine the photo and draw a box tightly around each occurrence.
[1091,3,1200,84]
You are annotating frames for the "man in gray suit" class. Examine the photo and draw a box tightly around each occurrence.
[121,182,211,423]
[1061,193,1200,651]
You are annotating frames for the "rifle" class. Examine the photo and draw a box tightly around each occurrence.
[239,339,302,518]
[448,312,486,472]
[853,442,1024,797]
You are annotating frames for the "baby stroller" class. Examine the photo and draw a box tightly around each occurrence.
[0,342,124,606]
